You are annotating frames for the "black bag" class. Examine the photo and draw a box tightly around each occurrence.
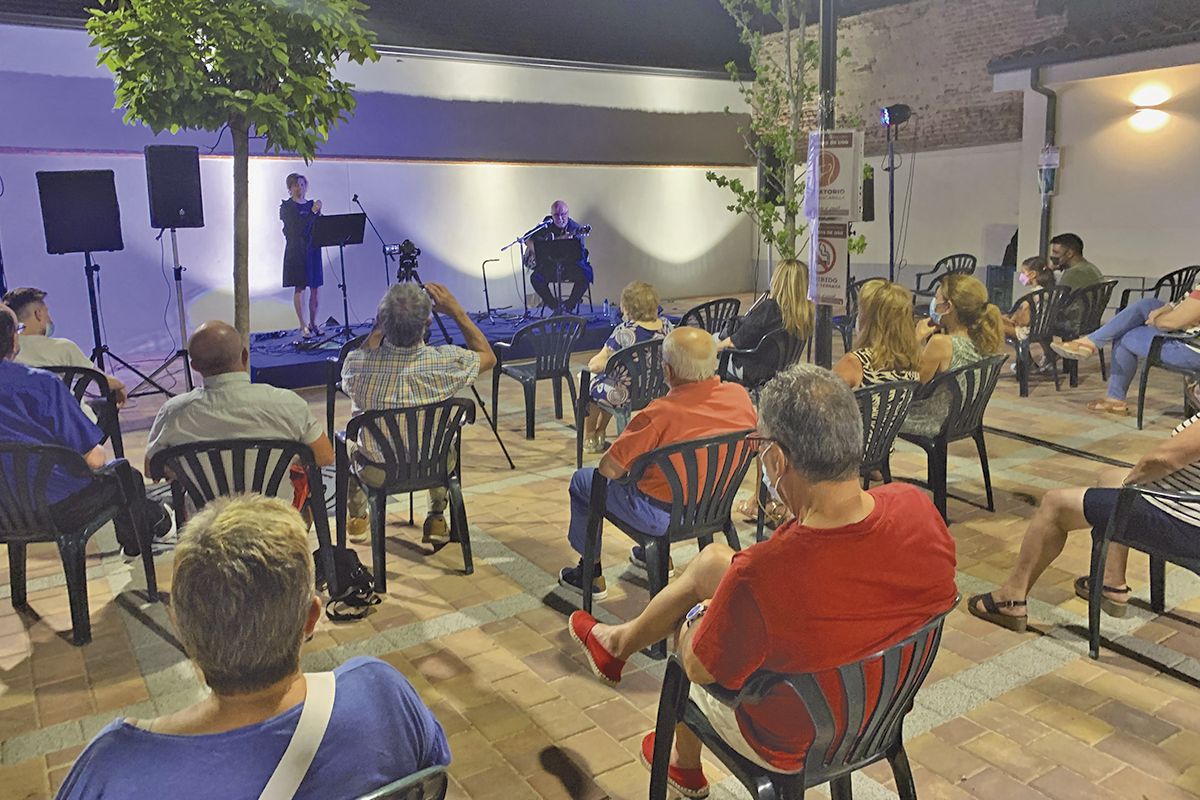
[314,546,380,621]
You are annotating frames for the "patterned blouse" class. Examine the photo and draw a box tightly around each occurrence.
[590,317,674,408]
[849,347,919,387]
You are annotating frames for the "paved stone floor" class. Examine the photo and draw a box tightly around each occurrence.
[3,321,1200,799]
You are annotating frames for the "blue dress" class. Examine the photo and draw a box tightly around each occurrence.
[280,199,323,289]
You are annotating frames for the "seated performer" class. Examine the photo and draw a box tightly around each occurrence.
[524,200,593,312]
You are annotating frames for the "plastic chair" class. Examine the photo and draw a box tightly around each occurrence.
[355,765,449,800]
[1007,286,1070,396]
[491,315,585,439]
[648,603,956,800]
[335,399,476,585]
[1118,265,1200,311]
[680,298,742,335]
[898,355,1007,521]
[912,253,977,301]
[1136,331,1200,430]
[0,444,158,645]
[44,365,126,458]
[718,328,812,395]
[1060,280,1118,386]
[1087,485,1200,659]
[855,381,918,488]
[574,338,667,468]
[148,438,339,596]
[325,334,369,441]
[580,429,755,658]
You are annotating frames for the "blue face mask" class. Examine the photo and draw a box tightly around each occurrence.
[45,321,55,338]
[928,297,943,326]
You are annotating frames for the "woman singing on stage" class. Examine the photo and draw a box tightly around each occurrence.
[280,173,323,336]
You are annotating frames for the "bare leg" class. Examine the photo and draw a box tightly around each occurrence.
[592,543,734,659]
[988,487,1090,613]
[308,287,320,329]
[672,725,703,769]
[594,408,613,440]
[293,289,306,331]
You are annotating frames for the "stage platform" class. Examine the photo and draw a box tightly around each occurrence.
[249,305,619,389]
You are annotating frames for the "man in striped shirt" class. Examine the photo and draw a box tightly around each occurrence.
[970,414,1200,630]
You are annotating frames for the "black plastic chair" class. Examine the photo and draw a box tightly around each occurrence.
[355,765,449,800]
[1136,331,1200,430]
[718,328,812,395]
[1007,286,1070,396]
[325,334,369,442]
[648,603,956,800]
[148,439,339,596]
[680,298,742,335]
[855,381,918,488]
[898,355,1007,521]
[912,253,977,301]
[0,444,158,645]
[1118,265,1200,311]
[491,315,585,439]
[1087,485,1200,659]
[335,399,476,585]
[832,277,888,353]
[581,429,756,657]
[1060,280,1118,386]
[44,365,126,459]
[575,338,667,468]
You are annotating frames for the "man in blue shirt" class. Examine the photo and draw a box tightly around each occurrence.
[0,303,164,555]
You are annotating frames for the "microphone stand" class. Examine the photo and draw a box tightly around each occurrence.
[500,233,531,318]
[353,194,394,289]
[475,258,510,322]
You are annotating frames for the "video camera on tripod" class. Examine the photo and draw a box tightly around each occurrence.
[384,239,421,282]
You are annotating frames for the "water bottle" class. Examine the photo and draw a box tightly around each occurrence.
[602,299,610,319]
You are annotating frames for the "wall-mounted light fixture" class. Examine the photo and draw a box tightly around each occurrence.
[1129,82,1170,132]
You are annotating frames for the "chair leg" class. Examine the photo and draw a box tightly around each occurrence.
[1068,358,1080,388]
[369,491,388,593]
[1088,534,1109,659]
[449,479,473,576]
[723,519,741,551]
[490,369,501,433]
[1150,555,1166,613]
[1099,348,1108,381]
[408,493,414,526]
[523,381,537,439]
[566,374,579,421]
[1016,345,1029,397]
[645,540,670,659]
[8,543,27,608]
[888,743,917,800]
[973,429,995,512]
[1050,351,1061,392]
[56,537,91,646]
[552,376,564,420]
[830,775,853,800]
[929,441,948,522]
[1138,363,1153,430]
[881,460,893,484]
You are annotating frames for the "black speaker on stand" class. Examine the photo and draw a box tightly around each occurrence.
[141,144,205,394]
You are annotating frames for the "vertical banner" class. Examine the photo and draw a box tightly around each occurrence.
[805,129,862,310]
[810,221,848,309]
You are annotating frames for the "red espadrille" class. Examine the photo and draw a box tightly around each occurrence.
[568,610,625,685]
[639,732,710,799]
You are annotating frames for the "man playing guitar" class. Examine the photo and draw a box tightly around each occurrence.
[523,200,593,313]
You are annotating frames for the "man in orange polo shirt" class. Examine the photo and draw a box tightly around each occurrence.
[559,327,757,598]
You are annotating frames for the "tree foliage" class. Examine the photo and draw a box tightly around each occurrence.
[87,0,378,336]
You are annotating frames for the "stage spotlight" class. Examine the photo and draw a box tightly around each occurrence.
[880,103,911,127]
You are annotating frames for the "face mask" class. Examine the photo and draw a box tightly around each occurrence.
[761,443,785,505]
[1049,255,1062,267]
[45,321,55,337]
[928,297,943,325]
[1017,271,1032,286]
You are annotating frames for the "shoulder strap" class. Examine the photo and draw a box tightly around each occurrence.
[258,672,337,800]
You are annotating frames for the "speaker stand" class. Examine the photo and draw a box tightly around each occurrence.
[132,228,195,396]
[82,251,176,398]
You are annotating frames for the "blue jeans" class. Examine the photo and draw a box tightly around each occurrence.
[568,468,671,558]
[1086,297,1163,348]
[1098,298,1200,400]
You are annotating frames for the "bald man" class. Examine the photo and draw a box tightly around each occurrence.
[144,321,334,474]
[558,327,758,598]
[524,199,593,312]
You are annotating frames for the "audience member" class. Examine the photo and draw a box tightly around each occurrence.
[1001,256,1057,340]
[902,274,1004,437]
[716,258,814,383]
[568,365,957,794]
[970,412,1200,630]
[1051,284,1200,416]
[832,279,920,389]
[342,282,495,542]
[55,495,450,800]
[0,303,165,557]
[559,327,756,599]
[1048,232,1102,291]
[582,280,674,453]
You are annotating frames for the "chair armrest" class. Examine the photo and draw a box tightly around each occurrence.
[494,341,513,351]
[1118,286,1155,310]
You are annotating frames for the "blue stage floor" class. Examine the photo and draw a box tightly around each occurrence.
[249,306,617,389]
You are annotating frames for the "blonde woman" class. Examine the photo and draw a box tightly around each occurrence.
[717,258,815,383]
[901,274,1005,437]
[833,280,921,388]
[583,281,673,452]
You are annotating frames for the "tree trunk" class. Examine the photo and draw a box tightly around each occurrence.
[231,115,251,340]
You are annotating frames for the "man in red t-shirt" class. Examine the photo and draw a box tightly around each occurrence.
[558,327,757,599]
[569,364,957,797]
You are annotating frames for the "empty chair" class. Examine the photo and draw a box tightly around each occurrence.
[912,253,977,302]
[44,365,126,458]
[1060,279,1118,386]
[855,381,918,487]
[325,333,368,441]
[491,315,585,439]
[575,338,667,468]
[1118,265,1200,311]
[679,297,741,335]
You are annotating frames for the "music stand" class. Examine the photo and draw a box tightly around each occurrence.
[532,238,585,315]
[312,213,366,343]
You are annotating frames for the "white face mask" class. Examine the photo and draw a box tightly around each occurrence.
[761,442,785,505]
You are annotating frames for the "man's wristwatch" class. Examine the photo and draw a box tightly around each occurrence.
[685,602,708,629]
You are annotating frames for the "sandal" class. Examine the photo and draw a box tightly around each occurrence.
[1086,399,1129,416]
[1073,576,1130,618]
[1051,339,1097,361]
[968,592,1028,632]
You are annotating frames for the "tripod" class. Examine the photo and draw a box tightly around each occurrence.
[82,251,175,397]
[136,228,195,395]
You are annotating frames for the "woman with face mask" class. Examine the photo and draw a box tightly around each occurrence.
[901,274,1005,437]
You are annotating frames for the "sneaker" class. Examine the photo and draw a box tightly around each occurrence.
[422,513,448,544]
[629,546,675,578]
[568,610,625,684]
[558,562,607,600]
[347,515,370,543]
[639,732,709,798]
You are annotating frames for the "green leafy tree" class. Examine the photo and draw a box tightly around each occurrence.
[87,0,378,338]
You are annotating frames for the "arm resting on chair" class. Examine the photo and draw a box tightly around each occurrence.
[1151,296,1200,331]
[1124,422,1200,485]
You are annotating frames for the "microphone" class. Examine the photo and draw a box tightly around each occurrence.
[352,194,359,203]
[521,218,553,240]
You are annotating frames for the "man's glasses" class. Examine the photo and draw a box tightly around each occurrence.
[745,434,777,453]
